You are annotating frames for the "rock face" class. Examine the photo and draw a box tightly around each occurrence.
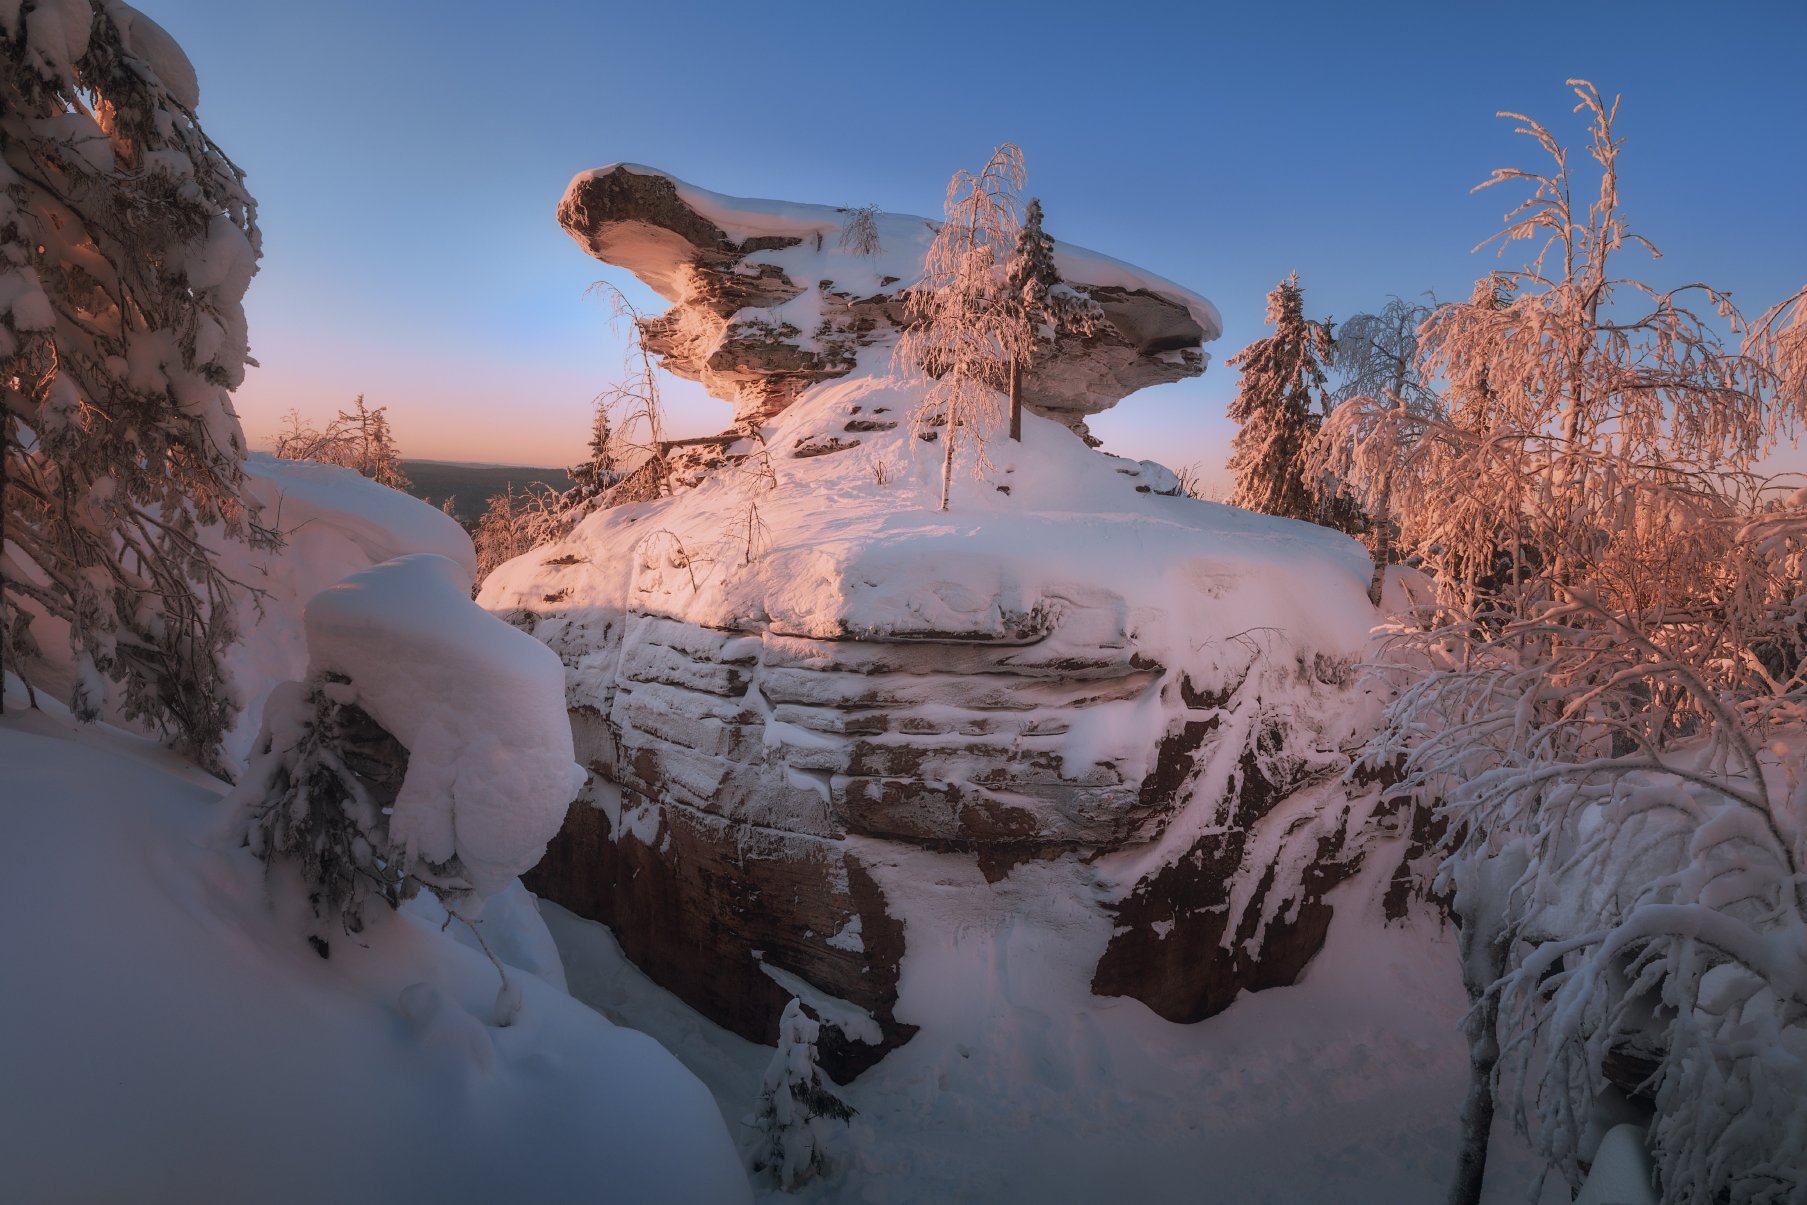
[487,338,1390,1078]
[557,165,1221,433]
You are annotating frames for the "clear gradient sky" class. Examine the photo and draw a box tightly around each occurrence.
[149,0,1807,485]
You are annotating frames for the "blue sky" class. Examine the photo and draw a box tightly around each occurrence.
[149,0,1807,481]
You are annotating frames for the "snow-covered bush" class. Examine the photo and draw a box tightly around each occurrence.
[471,483,574,581]
[2,0,261,773]
[236,554,583,947]
[271,395,409,489]
[750,998,856,1190]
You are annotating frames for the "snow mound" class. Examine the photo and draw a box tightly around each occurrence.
[222,454,476,765]
[303,553,584,897]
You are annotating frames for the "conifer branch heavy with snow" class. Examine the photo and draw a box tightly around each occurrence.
[2,0,261,773]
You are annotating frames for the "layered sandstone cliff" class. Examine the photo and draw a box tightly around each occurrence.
[487,169,1389,1080]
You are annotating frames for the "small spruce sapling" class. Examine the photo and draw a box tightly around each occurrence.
[238,675,471,950]
[751,999,856,1190]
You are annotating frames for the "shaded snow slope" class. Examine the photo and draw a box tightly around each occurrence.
[543,857,1566,1204]
[0,693,751,1205]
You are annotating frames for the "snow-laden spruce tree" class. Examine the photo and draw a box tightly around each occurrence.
[1003,196,1058,442]
[1224,273,1334,522]
[236,553,580,979]
[2,0,260,774]
[750,998,856,1190]
[893,143,1032,510]
[1320,82,1807,1205]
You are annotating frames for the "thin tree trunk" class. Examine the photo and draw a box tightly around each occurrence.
[1008,358,1023,442]
[1368,479,1392,607]
[1448,909,1508,1205]
[1448,989,1500,1205]
[939,419,955,512]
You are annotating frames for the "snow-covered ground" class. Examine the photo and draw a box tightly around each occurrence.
[0,684,750,1204]
[544,855,1565,1204]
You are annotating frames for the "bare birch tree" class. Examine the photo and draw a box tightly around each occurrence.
[893,144,1032,511]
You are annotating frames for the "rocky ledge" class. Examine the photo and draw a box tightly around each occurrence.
[557,164,1222,433]
[485,353,1394,1080]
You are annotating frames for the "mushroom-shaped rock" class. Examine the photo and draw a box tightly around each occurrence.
[557,163,1222,431]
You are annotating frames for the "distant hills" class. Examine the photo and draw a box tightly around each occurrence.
[400,460,572,525]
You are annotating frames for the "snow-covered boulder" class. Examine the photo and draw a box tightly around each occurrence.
[482,361,1388,1077]
[557,164,1221,433]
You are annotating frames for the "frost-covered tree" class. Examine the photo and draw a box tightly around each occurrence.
[893,144,1032,511]
[2,0,260,773]
[750,999,856,1190]
[837,203,881,257]
[471,483,569,582]
[1224,273,1333,521]
[272,395,409,490]
[1321,296,1442,601]
[1323,82,1807,1205]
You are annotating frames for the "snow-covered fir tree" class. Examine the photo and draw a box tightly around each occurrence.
[2,0,261,774]
[239,674,468,947]
[1224,273,1333,522]
[893,144,1033,510]
[750,999,856,1190]
[567,402,616,502]
[1003,197,1059,441]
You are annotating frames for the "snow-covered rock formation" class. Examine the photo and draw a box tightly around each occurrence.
[488,168,1390,1079]
[557,164,1220,435]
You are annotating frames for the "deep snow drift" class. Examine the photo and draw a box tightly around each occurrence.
[0,683,750,1204]
[0,461,751,1203]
